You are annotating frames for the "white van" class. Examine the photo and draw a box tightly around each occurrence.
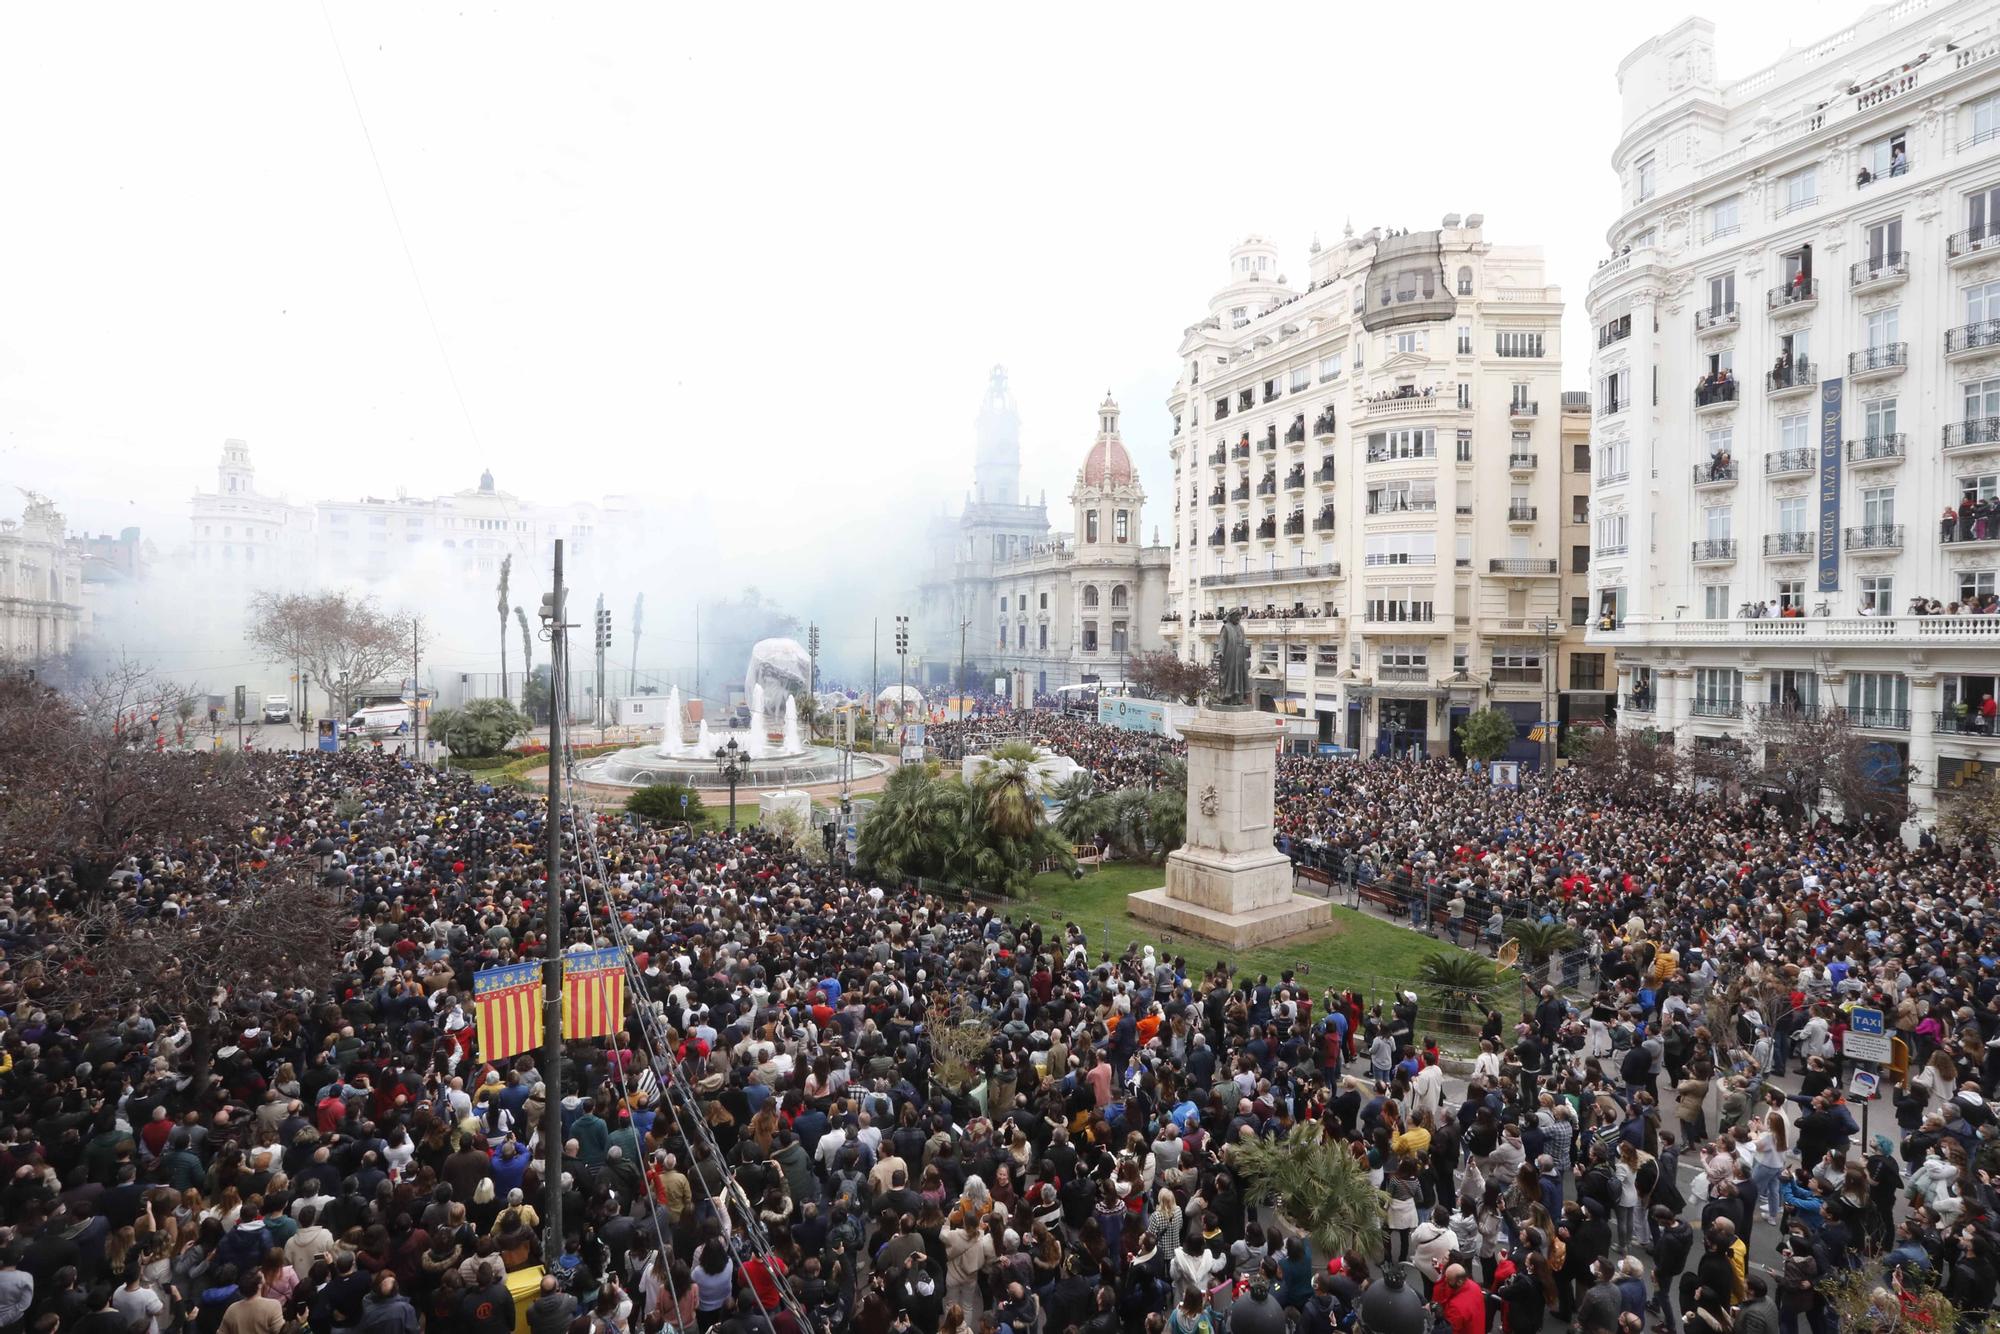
[262,694,292,723]
[345,703,415,737]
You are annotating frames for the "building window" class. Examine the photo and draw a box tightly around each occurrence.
[1082,586,1099,609]
[1572,442,1590,472]
[1457,325,1471,354]
[1693,667,1741,710]
[1572,544,1589,574]
[1776,579,1805,612]
[1394,331,1423,355]
[1366,428,1436,461]
[1782,166,1819,214]
[1317,353,1343,382]
[1086,510,1100,543]
[1016,624,1026,649]
[1595,513,1628,554]
[1490,645,1543,682]
[1457,266,1473,295]
[1703,584,1730,619]
[1958,570,1996,604]
[1862,485,1897,528]
[1849,670,1907,721]
[1866,396,1898,439]
[1707,196,1741,240]
[1290,366,1311,392]
[1969,92,2000,151]
[1776,497,1807,534]
[1859,576,1895,616]
[1457,383,1471,410]
[1110,584,1128,609]
[1601,369,1628,413]
[1596,440,1629,482]
[1635,153,1655,203]
[1495,331,1544,358]
[1039,592,1048,609]
[1569,653,1605,691]
[1114,510,1129,543]
[1037,624,1048,650]
[1111,622,1128,654]
[1570,595,1590,626]
[1081,621,1098,653]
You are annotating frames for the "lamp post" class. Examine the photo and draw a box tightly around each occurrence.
[714,736,747,833]
[1534,616,1559,772]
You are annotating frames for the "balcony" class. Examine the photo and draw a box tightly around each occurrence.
[1766,359,1816,397]
[1694,303,1740,336]
[1597,397,1627,417]
[1283,514,1306,536]
[1845,523,1904,552]
[1259,430,1278,453]
[1488,557,1558,575]
[1361,615,1439,635]
[1767,278,1819,311]
[1943,417,2000,454]
[1509,401,1539,422]
[1283,468,1306,491]
[1848,343,1907,380]
[1693,460,1738,488]
[1764,531,1815,558]
[1216,402,1230,421]
[1506,503,1538,524]
[1694,379,1739,412]
[1366,498,1438,515]
[1937,711,2000,737]
[1230,523,1250,544]
[1232,442,1251,460]
[1644,615,2000,648]
[1947,225,2000,264]
[1230,483,1250,502]
[1942,528,2000,551]
[1313,513,1336,532]
[1313,410,1337,438]
[1848,708,1910,731]
[1208,529,1225,547]
[1255,518,1277,540]
[1765,448,1816,478]
[1620,694,1655,714]
[1690,699,1744,718]
[1284,419,1306,445]
[1197,561,1341,589]
[1946,320,2000,360]
[1313,462,1336,485]
[1256,476,1278,497]
[1691,538,1737,563]
[1847,434,1906,468]
[1508,453,1538,472]
[1597,316,1632,348]
[1850,251,1909,291]
[1207,487,1226,507]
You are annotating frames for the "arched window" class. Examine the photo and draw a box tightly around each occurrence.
[1457,266,1474,296]
[1082,586,1100,609]
[1086,510,1101,543]
[1111,585,1128,609]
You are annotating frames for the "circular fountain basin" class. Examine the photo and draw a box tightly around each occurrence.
[574,731,888,790]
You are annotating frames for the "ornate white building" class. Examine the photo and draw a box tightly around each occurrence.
[1164,227,1576,761]
[1587,4,2000,815]
[0,495,86,662]
[187,439,316,596]
[916,371,1170,695]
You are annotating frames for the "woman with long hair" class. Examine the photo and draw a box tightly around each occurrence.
[1751,1108,1788,1224]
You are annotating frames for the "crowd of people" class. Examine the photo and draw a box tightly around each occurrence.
[1,706,1998,1334]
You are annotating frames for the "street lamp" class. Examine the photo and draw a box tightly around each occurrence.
[894,614,910,749]
[714,736,747,834]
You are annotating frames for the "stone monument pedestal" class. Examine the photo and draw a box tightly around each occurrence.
[1127,706,1331,949]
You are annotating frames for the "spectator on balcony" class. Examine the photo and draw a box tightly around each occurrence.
[1957,494,1977,542]
[1982,695,1998,734]
[1856,166,1874,188]
[1772,348,1794,382]
[1891,144,1909,175]
[1944,506,1963,543]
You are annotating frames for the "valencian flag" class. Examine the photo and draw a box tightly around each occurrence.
[473,961,544,1061]
[562,947,627,1041]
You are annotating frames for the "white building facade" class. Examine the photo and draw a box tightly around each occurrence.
[0,496,86,662]
[188,439,316,596]
[1589,6,2000,816]
[1164,226,1568,762]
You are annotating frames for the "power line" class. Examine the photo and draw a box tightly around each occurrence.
[317,1,484,454]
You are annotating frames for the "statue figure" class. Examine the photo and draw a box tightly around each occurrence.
[1213,609,1250,708]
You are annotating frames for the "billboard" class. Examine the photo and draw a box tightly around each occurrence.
[1098,695,1167,735]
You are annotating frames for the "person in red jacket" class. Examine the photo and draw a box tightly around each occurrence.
[1434,1263,1487,1334]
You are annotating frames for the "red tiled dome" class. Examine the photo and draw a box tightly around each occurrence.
[1082,436,1135,487]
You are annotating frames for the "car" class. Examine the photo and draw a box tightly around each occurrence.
[262,694,292,723]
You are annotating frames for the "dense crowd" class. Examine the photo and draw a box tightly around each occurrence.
[2,712,1999,1334]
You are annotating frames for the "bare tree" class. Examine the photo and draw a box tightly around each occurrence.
[0,666,259,901]
[1569,726,1683,806]
[1937,778,2000,857]
[245,591,426,716]
[1124,649,1215,706]
[1749,704,1908,829]
[41,852,347,1084]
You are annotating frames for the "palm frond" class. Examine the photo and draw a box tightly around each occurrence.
[1233,1123,1384,1260]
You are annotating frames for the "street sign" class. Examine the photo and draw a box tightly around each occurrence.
[1848,1068,1879,1100]
[1842,1029,1893,1063]
[1849,1006,1885,1037]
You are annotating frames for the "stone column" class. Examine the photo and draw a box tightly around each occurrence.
[1909,674,1940,822]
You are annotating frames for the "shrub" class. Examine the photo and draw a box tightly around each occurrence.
[626,782,706,825]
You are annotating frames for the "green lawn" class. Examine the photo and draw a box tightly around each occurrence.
[1016,863,1524,1046]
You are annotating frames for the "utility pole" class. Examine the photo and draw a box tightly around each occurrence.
[629,592,644,688]
[871,617,878,722]
[895,614,910,751]
[1538,616,1557,772]
[536,541,569,1263]
[957,617,971,708]
[411,619,422,758]
[297,657,306,752]
[593,593,609,742]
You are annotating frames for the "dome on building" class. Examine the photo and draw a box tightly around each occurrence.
[1080,394,1134,487]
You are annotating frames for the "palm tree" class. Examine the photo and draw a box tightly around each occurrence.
[1416,952,1498,1027]
[1232,1123,1384,1260]
[974,741,1044,841]
[857,765,969,882]
[1503,919,1579,966]
[496,554,512,706]
[1050,773,1109,845]
[1107,787,1156,859]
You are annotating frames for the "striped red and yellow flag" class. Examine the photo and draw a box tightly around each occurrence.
[473,961,544,1062]
[562,947,627,1041]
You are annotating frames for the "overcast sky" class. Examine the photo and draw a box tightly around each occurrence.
[1,1,1873,586]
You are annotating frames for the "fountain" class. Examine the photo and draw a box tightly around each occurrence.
[575,635,888,791]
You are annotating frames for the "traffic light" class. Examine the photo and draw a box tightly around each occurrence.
[595,607,612,650]
[234,685,246,722]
